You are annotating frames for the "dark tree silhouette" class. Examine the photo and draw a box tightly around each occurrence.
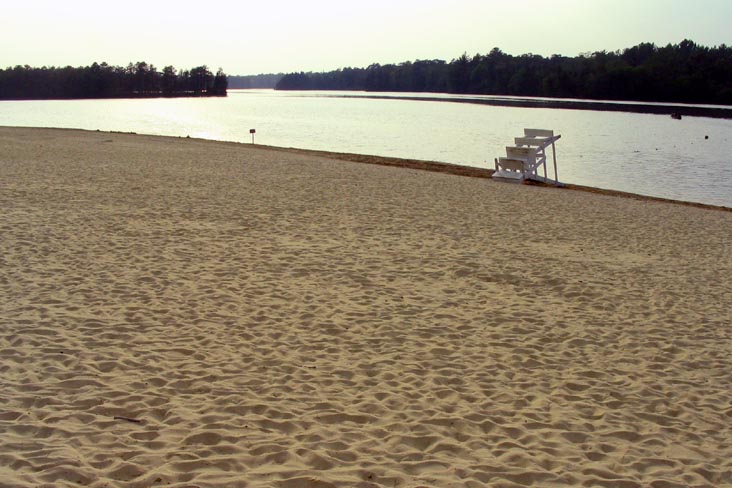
[212,68,228,96]
[162,66,177,97]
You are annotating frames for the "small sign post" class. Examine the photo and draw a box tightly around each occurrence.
[249,129,256,144]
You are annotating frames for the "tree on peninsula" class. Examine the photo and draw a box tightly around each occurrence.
[0,62,228,100]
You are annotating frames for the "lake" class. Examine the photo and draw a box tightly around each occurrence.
[1,89,730,207]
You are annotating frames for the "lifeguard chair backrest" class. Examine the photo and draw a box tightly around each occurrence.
[515,136,548,146]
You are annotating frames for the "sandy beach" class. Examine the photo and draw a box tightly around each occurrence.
[1,126,731,488]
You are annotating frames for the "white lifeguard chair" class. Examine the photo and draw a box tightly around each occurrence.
[493,129,561,184]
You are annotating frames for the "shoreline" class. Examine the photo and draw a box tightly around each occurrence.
[246,141,732,213]
[6,126,729,212]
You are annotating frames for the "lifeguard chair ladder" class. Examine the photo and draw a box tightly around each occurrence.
[493,129,561,184]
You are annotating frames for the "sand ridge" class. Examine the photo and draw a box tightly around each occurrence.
[1,127,731,487]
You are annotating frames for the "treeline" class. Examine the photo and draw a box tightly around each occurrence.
[228,73,284,89]
[276,40,732,105]
[0,62,228,100]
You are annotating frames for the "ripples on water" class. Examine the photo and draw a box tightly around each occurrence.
[1,90,730,207]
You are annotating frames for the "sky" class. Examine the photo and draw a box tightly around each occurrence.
[2,0,731,75]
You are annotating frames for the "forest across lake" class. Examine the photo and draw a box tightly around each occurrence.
[275,40,732,107]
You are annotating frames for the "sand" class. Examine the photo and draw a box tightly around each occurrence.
[1,126,731,488]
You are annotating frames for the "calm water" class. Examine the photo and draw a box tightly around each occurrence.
[1,89,730,207]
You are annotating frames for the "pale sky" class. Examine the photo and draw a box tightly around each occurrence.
[1,0,730,75]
